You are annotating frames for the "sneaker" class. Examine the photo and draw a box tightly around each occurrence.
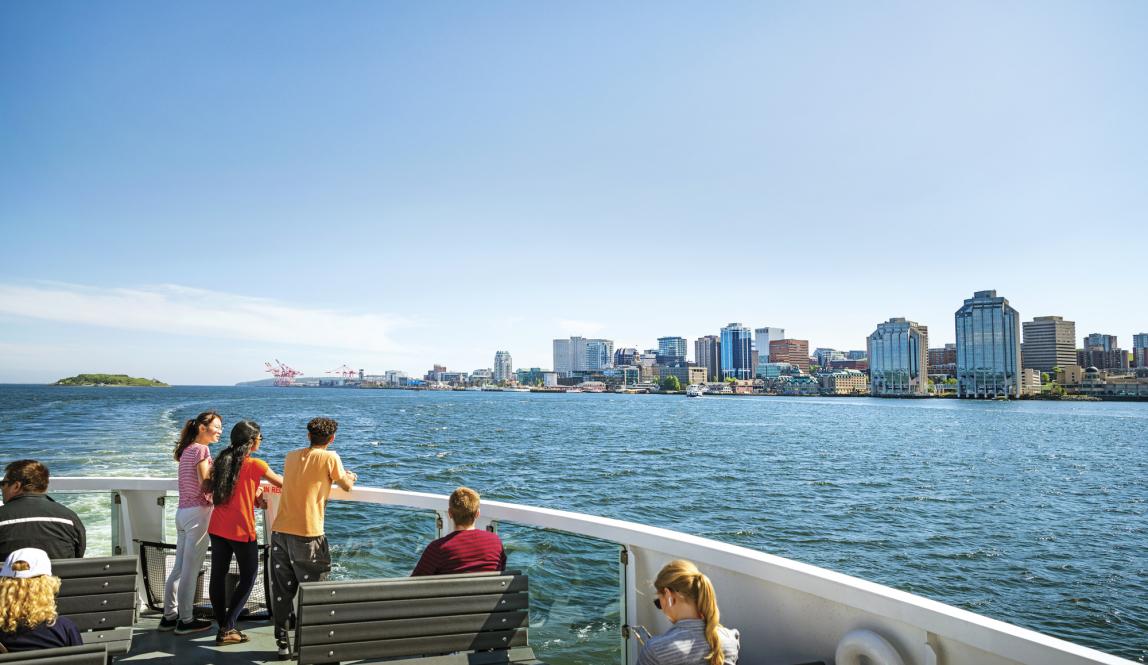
[174,618,213,635]
[157,616,178,632]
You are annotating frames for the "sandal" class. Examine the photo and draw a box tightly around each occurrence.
[215,629,249,646]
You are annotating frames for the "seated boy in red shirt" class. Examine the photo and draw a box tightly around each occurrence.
[412,487,506,576]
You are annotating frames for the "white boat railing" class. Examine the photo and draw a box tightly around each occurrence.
[49,477,1134,665]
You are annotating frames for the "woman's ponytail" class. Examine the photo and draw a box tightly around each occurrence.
[694,572,724,665]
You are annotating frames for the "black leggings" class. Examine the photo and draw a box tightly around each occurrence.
[208,534,259,631]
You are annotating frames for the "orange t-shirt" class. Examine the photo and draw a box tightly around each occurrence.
[271,447,347,538]
[207,457,270,542]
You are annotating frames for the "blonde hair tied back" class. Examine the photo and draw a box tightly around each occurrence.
[654,559,724,665]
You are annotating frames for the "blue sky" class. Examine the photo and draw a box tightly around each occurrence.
[1,1,1145,384]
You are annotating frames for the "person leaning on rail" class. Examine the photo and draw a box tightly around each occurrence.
[159,410,222,636]
[205,420,283,647]
[269,416,358,660]
[0,547,83,653]
[0,460,86,562]
[638,560,740,665]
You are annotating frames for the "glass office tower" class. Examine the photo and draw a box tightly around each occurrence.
[720,323,754,380]
[867,318,928,396]
[954,290,1022,398]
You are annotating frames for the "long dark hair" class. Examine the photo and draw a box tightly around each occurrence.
[210,420,261,506]
[174,411,221,461]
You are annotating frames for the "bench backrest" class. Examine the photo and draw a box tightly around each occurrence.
[54,556,138,655]
[296,571,532,665]
[0,644,108,665]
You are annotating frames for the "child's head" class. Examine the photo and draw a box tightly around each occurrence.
[448,487,481,527]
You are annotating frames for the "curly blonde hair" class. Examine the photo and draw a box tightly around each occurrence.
[0,561,62,633]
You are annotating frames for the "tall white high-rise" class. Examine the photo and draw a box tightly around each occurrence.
[754,327,785,362]
[493,351,514,383]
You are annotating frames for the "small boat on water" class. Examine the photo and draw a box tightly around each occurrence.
[686,383,705,397]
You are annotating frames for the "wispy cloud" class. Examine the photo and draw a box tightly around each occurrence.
[0,282,411,353]
[556,319,605,336]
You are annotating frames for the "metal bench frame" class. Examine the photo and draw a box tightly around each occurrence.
[294,571,547,665]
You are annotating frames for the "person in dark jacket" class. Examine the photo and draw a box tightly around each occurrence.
[0,461,86,561]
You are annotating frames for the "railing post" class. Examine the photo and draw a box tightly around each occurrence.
[620,545,634,665]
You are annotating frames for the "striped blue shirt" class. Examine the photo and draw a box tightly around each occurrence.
[638,619,740,665]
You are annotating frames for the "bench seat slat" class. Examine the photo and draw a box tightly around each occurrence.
[300,610,528,645]
[64,609,136,632]
[57,575,137,596]
[298,628,528,665]
[52,557,136,578]
[301,592,529,625]
[0,644,108,665]
[300,574,527,605]
[57,592,136,615]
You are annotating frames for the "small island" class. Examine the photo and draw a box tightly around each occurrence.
[53,374,170,387]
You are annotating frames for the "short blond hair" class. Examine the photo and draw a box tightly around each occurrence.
[0,561,62,633]
[448,486,481,527]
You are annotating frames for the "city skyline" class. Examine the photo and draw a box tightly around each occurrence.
[2,2,1146,384]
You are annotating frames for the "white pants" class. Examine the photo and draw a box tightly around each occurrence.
[163,505,213,622]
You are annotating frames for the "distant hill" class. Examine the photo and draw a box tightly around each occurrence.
[54,374,169,387]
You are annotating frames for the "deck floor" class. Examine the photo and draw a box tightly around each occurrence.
[122,614,283,665]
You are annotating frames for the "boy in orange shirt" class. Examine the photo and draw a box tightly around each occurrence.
[269,417,357,659]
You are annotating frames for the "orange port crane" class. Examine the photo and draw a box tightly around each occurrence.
[265,359,303,387]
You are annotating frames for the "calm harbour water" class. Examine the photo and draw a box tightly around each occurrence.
[0,385,1144,662]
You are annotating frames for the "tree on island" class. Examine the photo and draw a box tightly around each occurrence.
[661,376,682,392]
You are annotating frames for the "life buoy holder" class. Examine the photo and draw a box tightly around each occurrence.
[834,628,906,665]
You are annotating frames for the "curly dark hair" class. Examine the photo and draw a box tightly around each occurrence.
[210,420,261,506]
[307,417,338,446]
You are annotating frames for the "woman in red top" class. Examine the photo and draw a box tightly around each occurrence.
[206,420,282,646]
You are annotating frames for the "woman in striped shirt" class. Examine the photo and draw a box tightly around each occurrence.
[160,410,221,635]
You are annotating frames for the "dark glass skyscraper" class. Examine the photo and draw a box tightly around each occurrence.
[955,290,1021,398]
[720,323,754,380]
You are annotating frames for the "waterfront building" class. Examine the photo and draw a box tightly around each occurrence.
[779,375,820,396]
[471,368,494,386]
[658,365,707,387]
[613,347,640,367]
[493,351,514,383]
[819,369,869,396]
[828,358,869,372]
[553,338,576,376]
[635,355,660,382]
[383,370,408,387]
[554,336,614,374]
[514,367,545,386]
[720,323,754,380]
[813,348,846,368]
[1021,316,1076,373]
[656,337,688,366]
[1077,348,1130,371]
[954,290,1022,399]
[584,339,614,370]
[1083,333,1118,352]
[927,343,957,377]
[1134,333,1148,368]
[425,364,449,382]
[758,362,797,380]
[542,371,559,387]
[440,371,468,386]
[1078,332,1129,371]
[694,335,721,382]
[768,339,810,372]
[1056,364,1084,386]
[1021,368,1042,396]
[846,350,868,360]
[754,327,785,363]
[602,366,641,386]
[867,318,929,396]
